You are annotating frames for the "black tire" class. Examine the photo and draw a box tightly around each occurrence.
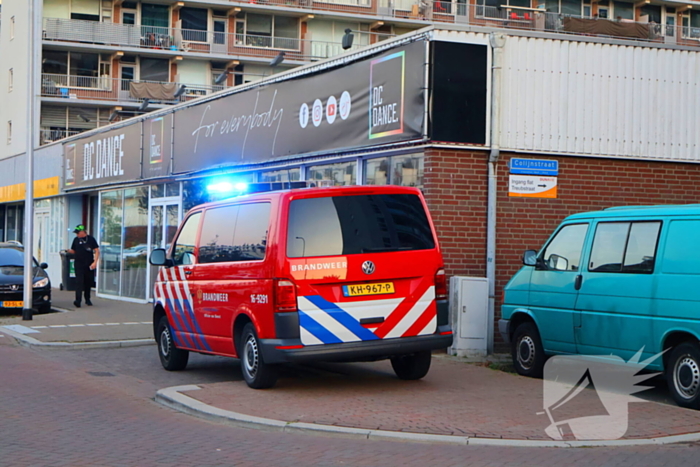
[156,316,189,371]
[390,350,432,380]
[511,321,546,378]
[37,304,52,314]
[239,323,277,389]
[666,342,700,409]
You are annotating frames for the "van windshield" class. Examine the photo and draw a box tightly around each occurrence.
[286,194,435,258]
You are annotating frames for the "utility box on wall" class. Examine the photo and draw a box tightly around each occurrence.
[448,276,489,358]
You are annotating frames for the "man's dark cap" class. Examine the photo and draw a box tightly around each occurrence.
[74,224,86,233]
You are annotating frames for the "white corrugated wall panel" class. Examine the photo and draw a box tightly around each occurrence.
[500,36,700,162]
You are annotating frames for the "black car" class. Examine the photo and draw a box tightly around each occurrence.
[0,242,51,314]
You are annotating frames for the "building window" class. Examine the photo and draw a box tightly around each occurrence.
[364,154,424,188]
[259,168,301,182]
[70,0,100,21]
[682,11,700,38]
[42,51,102,89]
[236,14,299,50]
[613,1,634,20]
[139,58,170,82]
[8,69,13,92]
[180,7,208,42]
[308,161,356,186]
[6,121,11,145]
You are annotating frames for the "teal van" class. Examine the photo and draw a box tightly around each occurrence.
[500,205,700,409]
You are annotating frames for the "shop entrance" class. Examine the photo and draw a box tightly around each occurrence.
[147,184,181,301]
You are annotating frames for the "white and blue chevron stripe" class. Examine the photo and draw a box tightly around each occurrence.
[297,287,435,345]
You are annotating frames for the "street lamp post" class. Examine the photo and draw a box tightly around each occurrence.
[23,0,40,321]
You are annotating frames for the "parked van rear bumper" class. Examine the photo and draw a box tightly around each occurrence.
[259,325,453,364]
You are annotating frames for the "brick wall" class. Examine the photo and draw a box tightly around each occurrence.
[424,147,700,352]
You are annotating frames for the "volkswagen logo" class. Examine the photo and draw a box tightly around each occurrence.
[361,261,375,275]
[10,284,18,291]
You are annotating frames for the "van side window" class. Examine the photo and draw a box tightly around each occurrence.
[588,221,660,273]
[172,212,201,266]
[198,203,270,263]
[541,223,588,271]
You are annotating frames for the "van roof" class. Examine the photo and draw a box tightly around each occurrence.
[565,204,700,221]
[191,185,423,211]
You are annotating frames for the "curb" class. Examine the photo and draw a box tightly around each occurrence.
[155,385,700,448]
[1,326,155,350]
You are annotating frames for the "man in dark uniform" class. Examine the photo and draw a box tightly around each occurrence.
[67,224,100,308]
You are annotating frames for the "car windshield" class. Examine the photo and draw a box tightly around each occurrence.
[0,247,33,267]
[287,193,435,258]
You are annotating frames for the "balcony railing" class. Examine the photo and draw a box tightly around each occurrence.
[380,1,700,47]
[43,18,365,62]
[40,129,82,145]
[41,73,235,103]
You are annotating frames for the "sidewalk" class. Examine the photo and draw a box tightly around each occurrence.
[0,289,153,345]
[156,355,700,445]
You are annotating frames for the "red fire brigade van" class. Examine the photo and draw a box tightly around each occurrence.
[149,184,452,388]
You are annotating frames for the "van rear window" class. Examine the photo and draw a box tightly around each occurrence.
[286,194,435,258]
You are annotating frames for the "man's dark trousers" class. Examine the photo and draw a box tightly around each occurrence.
[74,263,94,303]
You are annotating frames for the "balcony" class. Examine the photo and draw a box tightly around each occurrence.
[40,129,82,146]
[43,18,364,62]
[381,2,699,47]
[40,73,236,104]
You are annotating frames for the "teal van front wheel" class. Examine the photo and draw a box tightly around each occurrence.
[512,322,546,378]
[667,342,700,409]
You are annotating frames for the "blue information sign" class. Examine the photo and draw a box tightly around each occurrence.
[509,158,559,176]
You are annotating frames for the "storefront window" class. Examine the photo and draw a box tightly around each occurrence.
[99,190,123,296]
[182,179,215,212]
[364,158,388,185]
[392,154,424,188]
[260,168,301,183]
[364,154,424,188]
[307,161,356,186]
[121,187,148,299]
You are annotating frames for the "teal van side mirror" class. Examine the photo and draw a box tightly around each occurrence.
[522,250,538,266]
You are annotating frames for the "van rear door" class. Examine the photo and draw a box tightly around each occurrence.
[285,192,442,346]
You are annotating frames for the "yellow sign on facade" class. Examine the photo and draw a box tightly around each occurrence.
[0,177,60,203]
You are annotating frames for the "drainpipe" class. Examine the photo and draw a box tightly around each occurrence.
[486,33,506,355]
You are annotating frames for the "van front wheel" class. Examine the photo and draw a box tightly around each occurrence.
[512,321,546,378]
[667,342,700,409]
[391,350,432,380]
[239,323,278,389]
[157,316,189,371]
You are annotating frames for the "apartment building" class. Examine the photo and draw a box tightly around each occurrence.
[0,0,698,162]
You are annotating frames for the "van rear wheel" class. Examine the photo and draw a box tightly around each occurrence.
[157,316,189,371]
[239,323,278,389]
[391,350,432,380]
[512,321,546,378]
[667,342,700,409]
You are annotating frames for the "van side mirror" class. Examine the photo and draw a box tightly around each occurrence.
[149,248,173,267]
[40,262,49,269]
[547,254,569,271]
[522,250,538,266]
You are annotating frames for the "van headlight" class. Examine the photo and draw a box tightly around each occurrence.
[33,278,49,288]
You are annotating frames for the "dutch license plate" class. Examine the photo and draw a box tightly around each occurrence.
[343,282,395,297]
[2,301,24,308]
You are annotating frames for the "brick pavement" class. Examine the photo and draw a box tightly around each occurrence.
[183,355,700,441]
[3,338,700,466]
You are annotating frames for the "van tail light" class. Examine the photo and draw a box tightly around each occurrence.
[435,269,447,301]
[274,279,298,312]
